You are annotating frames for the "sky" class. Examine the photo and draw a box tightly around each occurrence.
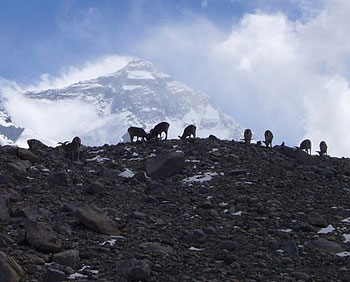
[1,0,350,156]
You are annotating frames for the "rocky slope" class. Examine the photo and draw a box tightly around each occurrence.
[1,138,350,281]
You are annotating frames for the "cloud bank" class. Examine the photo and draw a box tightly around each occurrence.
[130,0,350,156]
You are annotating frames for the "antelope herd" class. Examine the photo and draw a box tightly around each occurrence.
[27,122,329,160]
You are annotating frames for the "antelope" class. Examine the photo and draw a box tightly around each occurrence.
[128,127,147,143]
[27,139,48,151]
[242,129,252,144]
[146,122,170,141]
[179,124,196,139]
[317,141,327,156]
[298,139,312,155]
[59,136,81,161]
[263,130,273,148]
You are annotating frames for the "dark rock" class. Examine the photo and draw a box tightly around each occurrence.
[52,250,80,268]
[85,181,104,195]
[17,148,39,162]
[76,205,120,235]
[199,200,214,209]
[48,172,69,187]
[116,259,151,282]
[132,171,147,182]
[146,152,184,179]
[0,251,24,282]
[307,212,328,227]
[7,160,31,174]
[218,240,236,251]
[281,240,298,256]
[144,183,169,195]
[139,242,173,256]
[183,229,207,244]
[0,196,10,221]
[24,220,62,253]
[44,268,66,282]
[0,174,17,185]
[21,186,36,194]
[304,238,344,255]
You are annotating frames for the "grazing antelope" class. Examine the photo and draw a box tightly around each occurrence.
[242,129,252,144]
[128,127,147,143]
[179,124,196,139]
[298,139,312,155]
[263,130,273,148]
[147,122,170,141]
[317,141,328,156]
[59,136,81,161]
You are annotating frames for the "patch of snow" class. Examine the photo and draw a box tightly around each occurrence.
[119,168,135,178]
[219,202,228,207]
[185,159,200,163]
[100,239,116,246]
[183,172,218,184]
[342,217,350,223]
[206,196,213,200]
[344,234,350,243]
[189,247,203,251]
[127,70,154,80]
[280,229,292,233]
[231,211,243,216]
[318,225,335,234]
[85,155,110,163]
[122,85,143,91]
[68,273,88,280]
[337,252,350,257]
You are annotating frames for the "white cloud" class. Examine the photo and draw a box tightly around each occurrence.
[130,0,350,156]
[26,54,132,91]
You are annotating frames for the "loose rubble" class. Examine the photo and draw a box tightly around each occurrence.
[1,138,350,281]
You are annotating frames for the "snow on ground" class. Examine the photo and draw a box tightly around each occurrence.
[16,129,57,148]
[344,234,350,243]
[85,155,110,163]
[183,172,218,184]
[119,168,135,178]
[317,225,335,234]
[127,70,154,80]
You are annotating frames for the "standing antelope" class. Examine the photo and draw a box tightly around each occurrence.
[59,136,82,161]
[179,124,196,139]
[263,130,273,148]
[298,139,312,155]
[243,129,252,144]
[317,141,328,156]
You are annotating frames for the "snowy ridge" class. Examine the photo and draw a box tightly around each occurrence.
[23,59,244,146]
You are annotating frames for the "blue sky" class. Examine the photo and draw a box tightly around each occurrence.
[3,0,350,156]
[0,0,309,83]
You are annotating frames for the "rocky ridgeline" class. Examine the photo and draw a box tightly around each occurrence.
[1,138,350,281]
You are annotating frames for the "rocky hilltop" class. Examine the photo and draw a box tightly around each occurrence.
[1,138,350,281]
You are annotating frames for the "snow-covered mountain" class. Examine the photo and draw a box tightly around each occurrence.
[0,100,24,146]
[23,59,244,146]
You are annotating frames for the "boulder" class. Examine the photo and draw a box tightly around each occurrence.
[76,205,120,235]
[52,250,80,268]
[0,196,10,221]
[304,238,344,255]
[7,160,31,174]
[308,212,328,227]
[0,251,25,282]
[24,220,62,253]
[146,152,184,179]
[116,259,151,282]
[17,148,39,162]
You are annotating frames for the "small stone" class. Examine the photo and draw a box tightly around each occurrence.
[0,174,17,185]
[48,172,69,187]
[281,240,298,256]
[307,212,328,227]
[116,259,151,282]
[76,205,120,235]
[132,171,147,182]
[218,240,236,251]
[146,152,184,179]
[85,181,104,195]
[44,268,66,282]
[199,201,213,209]
[52,250,80,268]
